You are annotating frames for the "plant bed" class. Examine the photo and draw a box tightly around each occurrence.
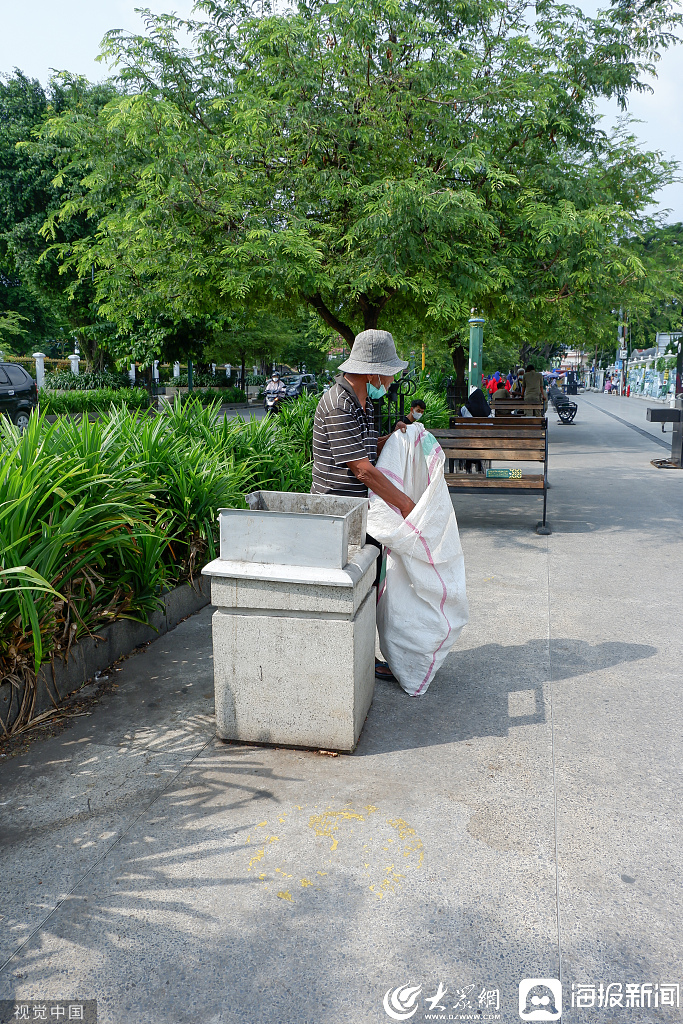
[0,577,210,734]
[39,387,150,415]
[1,396,316,735]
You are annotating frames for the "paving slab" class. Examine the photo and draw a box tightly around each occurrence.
[1,391,681,1023]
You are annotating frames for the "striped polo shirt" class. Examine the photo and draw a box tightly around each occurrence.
[311,376,378,496]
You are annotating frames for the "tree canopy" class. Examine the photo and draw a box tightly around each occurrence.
[0,72,121,362]
[27,0,683,368]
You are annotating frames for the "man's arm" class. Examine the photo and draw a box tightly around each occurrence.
[377,421,407,455]
[347,457,415,519]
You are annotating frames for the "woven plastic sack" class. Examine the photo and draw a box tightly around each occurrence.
[367,423,469,696]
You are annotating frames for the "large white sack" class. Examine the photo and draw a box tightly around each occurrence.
[367,423,468,696]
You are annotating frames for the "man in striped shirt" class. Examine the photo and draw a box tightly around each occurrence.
[312,329,415,682]
[311,329,415,518]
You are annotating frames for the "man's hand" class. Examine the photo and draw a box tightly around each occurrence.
[347,458,417,520]
[398,495,416,519]
[394,421,408,432]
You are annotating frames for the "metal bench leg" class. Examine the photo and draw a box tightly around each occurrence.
[536,486,551,535]
[536,426,551,535]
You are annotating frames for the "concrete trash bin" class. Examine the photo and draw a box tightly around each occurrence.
[202,491,379,752]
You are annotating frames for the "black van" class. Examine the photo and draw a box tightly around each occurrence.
[0,362,38,430]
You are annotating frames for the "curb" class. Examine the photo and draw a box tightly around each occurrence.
[0,577,211,732]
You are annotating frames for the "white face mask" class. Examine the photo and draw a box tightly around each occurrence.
[412,411,423,421]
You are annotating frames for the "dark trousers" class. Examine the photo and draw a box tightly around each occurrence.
[366,533,382,588]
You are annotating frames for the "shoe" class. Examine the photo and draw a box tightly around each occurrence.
[375,660,396,681]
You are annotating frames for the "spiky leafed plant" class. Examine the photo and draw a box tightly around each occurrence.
[0,413,168,732]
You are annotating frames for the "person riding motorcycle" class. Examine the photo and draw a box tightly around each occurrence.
[264,371,287,414]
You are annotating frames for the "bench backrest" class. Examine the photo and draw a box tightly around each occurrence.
[433,418,547,462]
[486,399,544,415]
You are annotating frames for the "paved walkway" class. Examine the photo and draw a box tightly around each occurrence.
[1,394,681,1023]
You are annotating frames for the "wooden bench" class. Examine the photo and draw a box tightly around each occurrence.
[432,416,550,534]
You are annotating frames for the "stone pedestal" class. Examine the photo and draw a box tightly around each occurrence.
[202,492,378,752]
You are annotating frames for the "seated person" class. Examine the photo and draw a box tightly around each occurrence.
[397,399,426,425]
[458,387,491,473]
[460,387,492,418]
[491,379,509,405]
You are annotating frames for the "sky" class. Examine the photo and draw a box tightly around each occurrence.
[1,0,682,221]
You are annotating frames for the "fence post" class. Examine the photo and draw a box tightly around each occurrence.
[69,353,80,376]
[129,363,136,384]
[153,360,160,381]
[33,352,46,388]
[173,361,180,379]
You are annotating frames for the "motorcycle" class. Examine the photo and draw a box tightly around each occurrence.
[264,389,285,415]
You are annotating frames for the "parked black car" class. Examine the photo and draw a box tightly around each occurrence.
[0,362,38,429]
[282,373,317,398]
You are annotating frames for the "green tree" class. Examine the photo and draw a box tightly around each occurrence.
[0,71,118,364]
[41,0,681,357]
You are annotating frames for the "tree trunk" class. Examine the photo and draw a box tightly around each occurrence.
[447,335,467,387]
[359,291,395,331]
[303,292,355,345]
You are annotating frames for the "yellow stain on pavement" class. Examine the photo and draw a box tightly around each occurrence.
[247,834,280,871]
[309,808,366,851]
[248,849,265,870]
[387,817,425,869]
[245,805,424,906]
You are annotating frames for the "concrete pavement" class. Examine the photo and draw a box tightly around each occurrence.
[0,392,681,1023]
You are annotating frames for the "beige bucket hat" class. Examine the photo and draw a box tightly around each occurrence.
[338,329,408,376]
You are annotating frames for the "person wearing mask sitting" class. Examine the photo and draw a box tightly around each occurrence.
[397,399,426,426]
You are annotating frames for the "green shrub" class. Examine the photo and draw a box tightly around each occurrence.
[0,395,320,728]
[43,369,129,391]
[194,386,247,404]
[0,414,169,730]
[172,370,233,388]
[39,387,150,414]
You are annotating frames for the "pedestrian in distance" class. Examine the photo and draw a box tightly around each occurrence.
[522,363,547,416]
[510,368,525,397]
